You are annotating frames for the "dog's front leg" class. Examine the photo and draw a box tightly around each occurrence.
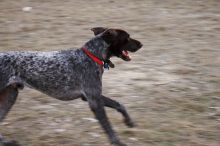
[101,95,135,128]
[81,95,135,128]
[87,97,127,146]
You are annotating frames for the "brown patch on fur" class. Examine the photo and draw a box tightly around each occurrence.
[0,85,18,105]
[0,88,9,104]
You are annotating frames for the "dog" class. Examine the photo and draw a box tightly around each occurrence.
[0,27,142,146]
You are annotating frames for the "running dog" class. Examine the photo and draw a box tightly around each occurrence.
[0,27,142,146]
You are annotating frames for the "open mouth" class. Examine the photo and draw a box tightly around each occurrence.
[121,50,131,61]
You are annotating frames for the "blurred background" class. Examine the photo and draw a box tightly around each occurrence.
[0,0,220,146]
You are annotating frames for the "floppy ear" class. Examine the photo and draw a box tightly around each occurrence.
[91,27,107,35]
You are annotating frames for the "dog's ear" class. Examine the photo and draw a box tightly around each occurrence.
[91,27,107,35]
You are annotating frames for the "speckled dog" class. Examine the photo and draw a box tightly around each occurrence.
[0,27,142,146]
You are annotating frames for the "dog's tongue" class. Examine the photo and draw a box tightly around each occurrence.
[122,50,131,60]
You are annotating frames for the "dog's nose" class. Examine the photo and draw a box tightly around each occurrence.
[138,42,143,48]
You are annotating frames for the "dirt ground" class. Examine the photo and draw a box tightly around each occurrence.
[0,0,220,146]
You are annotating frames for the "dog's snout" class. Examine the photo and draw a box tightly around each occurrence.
[139,42,142,48]
[137,41,142,48]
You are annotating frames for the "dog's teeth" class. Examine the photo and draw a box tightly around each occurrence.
[122,50,128,56]
[122,50,126,55]
[128,54,131,59]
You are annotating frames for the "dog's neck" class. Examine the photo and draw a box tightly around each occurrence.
[83,36,109,61]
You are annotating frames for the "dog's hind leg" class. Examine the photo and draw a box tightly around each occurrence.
[0,85,22,146]
[0,86,18,122]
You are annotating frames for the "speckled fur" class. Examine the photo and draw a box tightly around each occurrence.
[0,36,108,101]
[0,28,142,146]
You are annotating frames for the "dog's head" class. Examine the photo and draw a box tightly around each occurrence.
[91,27,142,62]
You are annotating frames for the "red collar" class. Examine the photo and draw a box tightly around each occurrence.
[82,47,103,66]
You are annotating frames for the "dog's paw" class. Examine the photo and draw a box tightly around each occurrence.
[124,119,136,128]
[110,137,127,146]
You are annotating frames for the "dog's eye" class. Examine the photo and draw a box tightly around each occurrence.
[124,38,130,43]
[123,38,128,42]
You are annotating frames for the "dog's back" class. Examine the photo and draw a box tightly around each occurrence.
[0,50,89,99]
